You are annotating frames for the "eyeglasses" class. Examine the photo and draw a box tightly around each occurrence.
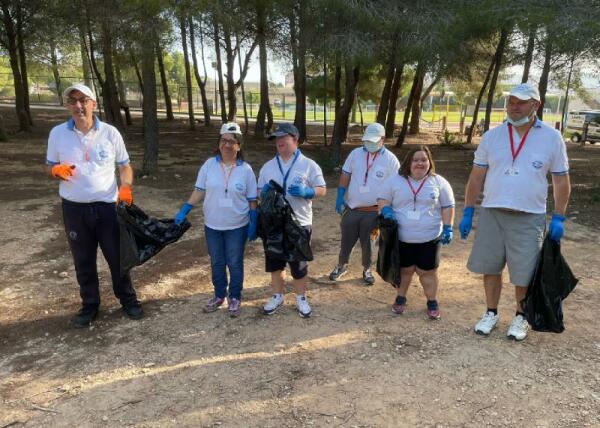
[66,97,93,105]
[220,139,239,146]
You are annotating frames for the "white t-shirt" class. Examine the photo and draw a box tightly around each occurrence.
[46,117,129,203]
[473,119,569,214]
[342,146,400,208]
[195,156,258,231]
[378,174,455,243]
[257,150,326,226]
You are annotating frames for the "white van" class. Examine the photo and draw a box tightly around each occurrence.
[565,110,600,144]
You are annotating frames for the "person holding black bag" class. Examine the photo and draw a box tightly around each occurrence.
[377,146,455,319]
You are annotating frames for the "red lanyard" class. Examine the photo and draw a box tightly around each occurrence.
[364,152,379,185]
[405,176,428,210]
[74,129,96,162]
[219,161,236,195]
[507,123,532,163]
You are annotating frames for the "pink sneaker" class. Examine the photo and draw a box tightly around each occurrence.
[392,296,407,314]
[427,308,441,320]
[203,297,224,313]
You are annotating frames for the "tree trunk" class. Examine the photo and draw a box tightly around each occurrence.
[237,44,249,132]
[484,27,509,132]
[155,42,174,120]
[289,4,307,143]
[16,4,31,125]
[84,4,104,118]
[0,112,7,141]
[396,63,423,146]
[179,13,195,130]
[141,28,159,174]
[114,61,132,125]
[189,16,210,125]
[560,53,575,131]
[536,37,552,120]
[49,39,62,106]
[212,19,227,122]
[377,63,395,125]
[100,18,124,129]
[409,65,426,134]
[331,64,359,165]
[255,1,273,136]
[334,62,342,115]
[521,27,536,83]
[222,24,237,121]
[466,55,496,145]
[420,73,441,104]
[78,22,93,88]
[385,64,403,138]
[129,50,143,93]
[1,3,29,131]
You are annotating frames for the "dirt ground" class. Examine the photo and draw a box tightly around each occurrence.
[1,108,599,428]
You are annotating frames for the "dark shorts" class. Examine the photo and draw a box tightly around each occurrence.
[264,226,312,279]
[398,237,441,271]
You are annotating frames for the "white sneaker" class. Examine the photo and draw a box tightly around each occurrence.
[296,295,312,318]
[474,311,499,335]
[507,314,529,341]
[263,294,284,315]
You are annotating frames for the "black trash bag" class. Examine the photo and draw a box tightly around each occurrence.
[257,180,313,262]
[118,203,191,276]
[521,236,579,333]
[376,216,401,286]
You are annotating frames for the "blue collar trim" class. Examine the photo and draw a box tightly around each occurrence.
[67,115,100,131]
[215,155,243,166]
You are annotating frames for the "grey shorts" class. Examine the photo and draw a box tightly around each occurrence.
[467,207,545,287]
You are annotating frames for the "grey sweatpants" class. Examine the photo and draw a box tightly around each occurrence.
[338,209,379,269]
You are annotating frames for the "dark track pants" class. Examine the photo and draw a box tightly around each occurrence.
[62,199,139,309]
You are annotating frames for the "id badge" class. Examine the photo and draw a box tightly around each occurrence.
[359,185,370,194]
[406,210,420,220]
[218,198,233,208]
[504,166,519,176]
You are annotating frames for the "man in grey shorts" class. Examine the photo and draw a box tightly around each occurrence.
[458,83,571,341]
[329,123,400,285]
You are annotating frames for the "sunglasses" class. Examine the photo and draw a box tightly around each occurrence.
[66,97,93,105]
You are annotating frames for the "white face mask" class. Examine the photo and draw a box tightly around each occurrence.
[363,140,380,153]
[507,105,536,127]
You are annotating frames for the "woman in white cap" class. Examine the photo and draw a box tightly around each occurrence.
[377,145,455,319]
[329,122,400,285]
[174,122,258,317]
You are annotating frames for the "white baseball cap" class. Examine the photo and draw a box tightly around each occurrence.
[509,83,540,101]
[62,83,96,101]
[362,123,386,143]
[220,122,242,135]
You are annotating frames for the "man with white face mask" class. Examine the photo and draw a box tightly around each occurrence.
[329,123,400,285]
[458,82,571,341]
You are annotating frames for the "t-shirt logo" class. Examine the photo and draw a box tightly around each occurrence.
[531,160,543,169]
[235,182,244,192]
[98,148,109,161]
[292,175,304,184]
[375,170,385,178]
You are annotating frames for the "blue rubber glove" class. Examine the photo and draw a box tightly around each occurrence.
[459,206,475,239]
[441,224,453,245]
[548,213,565,242]
[288,184,315,199]
[335,187,346,214]
[174,202,193,225]
[247,209,258,241]
[381,205,395,220]
[260,182,273,200]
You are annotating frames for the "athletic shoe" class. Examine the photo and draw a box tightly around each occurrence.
[474,311,499,335]
[203,297,225,313]
[392,296,406,315]
[362,269,375,286]
[71,306,98,328]
[122,304,144,320]
[228,298,241,318]
[262,294,284,315]
[296,295,312,318]
[427,307,441,320]
[507,314,529,341]
[329,264,348,281]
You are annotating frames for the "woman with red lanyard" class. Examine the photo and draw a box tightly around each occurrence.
[377,145,455,319]
[173,123,258,317]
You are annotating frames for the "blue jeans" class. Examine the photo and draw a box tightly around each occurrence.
[204,225,248,300]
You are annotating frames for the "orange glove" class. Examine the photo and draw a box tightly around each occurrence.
[118,185,133,206]
[51,164,75,181]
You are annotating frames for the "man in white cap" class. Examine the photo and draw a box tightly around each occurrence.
[45,83,142,327]
[329,123,400,285]
[458,82,571,341]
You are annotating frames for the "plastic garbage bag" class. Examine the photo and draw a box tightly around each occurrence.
[521,236,579,333]
[376,216,401,286]
[257,180,313,262]
[118,203,191,276]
